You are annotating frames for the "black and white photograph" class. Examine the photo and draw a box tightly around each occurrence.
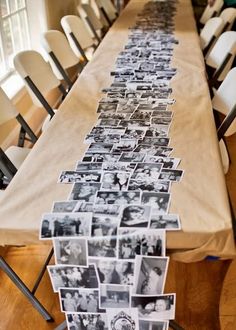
[141,192,170,213]
[130,110,152,121]
[88,237,117,258]
[131,163,163,182]
[150,214,181,230]
[152,110,173,118]
[92,204,122,217]
[95,191,141,205]
[58,171,102,184]
[133,256,169,295]
[47,264,98,292]
[102,162,136,173]
[144,156,180,169]
[86,143,114,154]
[128,179,170,193]
[106,308,139,330]
[73,202,94,213]
[40,212,92,239]
[85,133,121,144]
[119,119,150,128]
[101,172,130,191]
[118,229,166,258]
[66,313,108,330]
[96,119,121,127]
[52,201,78,213]
[75,162,103,172]
[151,117,172,126]
[151,147,173,158]
[121,128,147,140]
[119,152,146,163]
[100,284,130,309]
[53,238,88,266]
[145,126,169,137]
[82,153,121,163]
[112,139,138,153]
[97,102,118,113]
[117,102,138,113]
[141,137,170,147]
[133,144,167,155]
[158,169,184,182]
[89,259,135,285]
[69,183,101,202]
[119,205,151,228]
[131,294,176,320]
[91,215,119,237]
[98,112,129,120]
[59,288,101,313]
[139,320,169,330]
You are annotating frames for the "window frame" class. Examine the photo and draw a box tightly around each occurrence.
[0,0,30,83]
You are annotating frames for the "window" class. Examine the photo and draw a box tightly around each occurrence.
[0,0,30,81]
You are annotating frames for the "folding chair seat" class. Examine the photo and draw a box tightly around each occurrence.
[200,17,225,56]
[14,50,67,131]
[200,0,224,26]
[206,31,236,85]
[219,8,236,31]
[77,4,105,43]
[61,15,96,64]
[41,30,82,89]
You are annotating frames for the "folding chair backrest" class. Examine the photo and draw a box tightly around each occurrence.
[41,30,80,80]
[14,50,61,108]
[0,88,18,125]
[61,15,94,58]
[91,0,110,27]
[213,67,236,136]
[200,0,224,25]
[200,17,224,50]
[99,0,117,21]
[79,4,104,31]
[206,31,236,81]
[220,8,236,31]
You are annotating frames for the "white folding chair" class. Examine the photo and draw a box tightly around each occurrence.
[0,87,37,147]
[61,15,96,64]
[213,67,236,136]
[200,17,224,56]
[200,0,224,25]
[206,31,236,83]
[211,68,236,173]
[77,4,104,43]
[0,87,33,184]
[14,50,67,130]
[41,30,81,89]
[97,0,118,23]
[220,8,236,31]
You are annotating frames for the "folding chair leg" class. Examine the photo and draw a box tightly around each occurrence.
[54,320,67,330]
[169,320,185,330]
[0,257,54,322]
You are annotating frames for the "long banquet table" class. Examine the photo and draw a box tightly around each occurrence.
[0,0,235,263]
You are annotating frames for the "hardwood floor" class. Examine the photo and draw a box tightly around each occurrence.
[0,137,235,330]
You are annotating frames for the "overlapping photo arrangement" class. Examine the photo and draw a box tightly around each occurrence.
[40,1,184,329]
